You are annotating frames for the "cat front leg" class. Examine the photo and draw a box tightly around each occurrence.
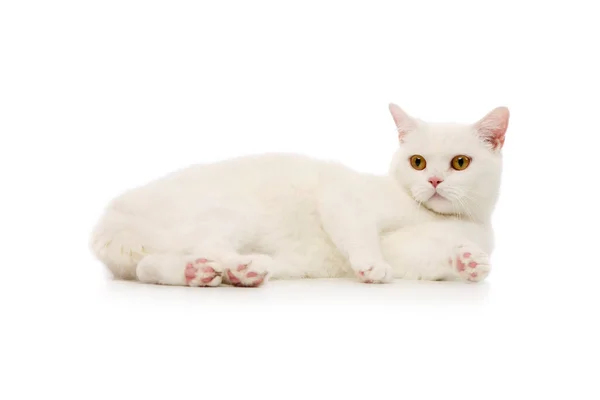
[381,220,493,282]
[448,244,491,282]
[318,190,393,283]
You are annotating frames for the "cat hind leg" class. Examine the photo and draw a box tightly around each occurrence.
[221,254,273,287]
[137,254,224,287]
[137,253,273,288]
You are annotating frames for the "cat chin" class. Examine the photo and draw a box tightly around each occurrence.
[422,196,456,216]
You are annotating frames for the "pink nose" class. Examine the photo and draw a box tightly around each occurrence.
[428,177,443,188]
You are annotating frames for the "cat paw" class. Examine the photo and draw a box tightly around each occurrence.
[223,255,271,287]
[449,246,490,282]
[136,255,223,286]
[184,258,223,287]
[353,260,393,284]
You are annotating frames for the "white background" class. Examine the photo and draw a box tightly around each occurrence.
[1,1,599,399]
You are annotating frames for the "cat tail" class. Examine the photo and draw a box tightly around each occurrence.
[89,207,170,280]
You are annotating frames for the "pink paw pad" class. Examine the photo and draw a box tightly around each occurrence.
[185,259,221,286]
[185,263,197,283]
[226,268,268,287]
[226,270,241,284]
[456,259,466,272]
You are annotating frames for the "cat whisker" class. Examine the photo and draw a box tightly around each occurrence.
[454,191,481,222]
[457,197,476,222]
[439,187,478,222]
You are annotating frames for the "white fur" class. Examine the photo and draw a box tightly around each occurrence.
[90,105,508,286]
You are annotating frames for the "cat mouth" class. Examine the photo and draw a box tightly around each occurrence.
[429,192,446,201]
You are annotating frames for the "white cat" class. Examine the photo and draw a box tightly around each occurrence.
[90,104,508,287]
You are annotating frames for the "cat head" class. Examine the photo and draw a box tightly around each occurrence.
[388,104,509,221]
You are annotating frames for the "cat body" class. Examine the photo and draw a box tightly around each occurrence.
[91,105,508,287]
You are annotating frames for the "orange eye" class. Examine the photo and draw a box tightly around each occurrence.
[409,155,426,170]
[451,155,471,170]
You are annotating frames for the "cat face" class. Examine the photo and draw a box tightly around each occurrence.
[388,104,509,220]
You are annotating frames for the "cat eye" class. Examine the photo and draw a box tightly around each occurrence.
[451,155,471,170]
[409,155,426,170]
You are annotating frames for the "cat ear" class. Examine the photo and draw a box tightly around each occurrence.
[389,103,417,143]
[474,107,510,151]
